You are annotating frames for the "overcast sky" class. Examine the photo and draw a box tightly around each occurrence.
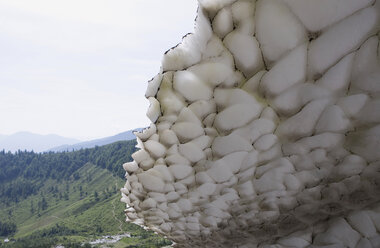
[0,0,198,140]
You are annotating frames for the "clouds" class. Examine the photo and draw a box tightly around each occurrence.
[0,0,198,139]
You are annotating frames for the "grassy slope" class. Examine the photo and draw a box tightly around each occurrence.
[0,163,170,247]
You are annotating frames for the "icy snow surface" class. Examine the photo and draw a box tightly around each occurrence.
[122,0,380,247]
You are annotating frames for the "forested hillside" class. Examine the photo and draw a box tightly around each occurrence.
[0,141,171,248]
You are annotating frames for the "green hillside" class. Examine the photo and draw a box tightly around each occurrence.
[0,141,171,248]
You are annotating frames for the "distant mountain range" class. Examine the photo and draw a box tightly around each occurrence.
[0,132,80,153]
[47,128,143,152]
[0,129,143,153]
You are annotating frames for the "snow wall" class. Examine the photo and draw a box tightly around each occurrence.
[121,0,380,247]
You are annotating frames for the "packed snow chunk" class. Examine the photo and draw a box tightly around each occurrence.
[337,94,369,118]
[165,153,190,166]
[145,73,162,98]
[159,129,179,146]
[253,158,294,193]
[188,100,216,120]
[212,7,233,38]
[231,0,255,35]
[333,155,366,179]
[346,125,380,162]
[177,107,202,126]
[314,218,361,248]
[144,140,166,158]
[255,0,307,64]
[212,133,252,157]
[188,61,235,87]
[169,164,194,180]
[222,151,249,174]
[241,71,266,95]
[202,35,225,59]
[198,183,217,196]
[315,53,355,94]
[271,83,331,116]
[351,36,380,94]
[179,142,206,163]
[191,135,212,150]
[153,164,174,183]
[177,199,193,213]
[171,122,204,142]
[260,43,307,97]
[236,180,255,198]
[315,105,350,133]
[198,0,236,13]
[135,124,156,142]
[277,98,331,140]
[214,88,262,109]
[223,30,264,77]
[173,70,212,102]
[254,134,278,151]
[283,0,374,32]
[214,104,263,132]
[157,75,186,115]
[137,172,165,193]
[141,198,157,210]
[132,149,151,164]
[357,100,380,125]
[308,6,379,79]
[123,161,139,173]
[347,211,377,238]
[207,159,233,183]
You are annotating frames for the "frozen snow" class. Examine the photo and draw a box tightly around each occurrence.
[123,0,380,246]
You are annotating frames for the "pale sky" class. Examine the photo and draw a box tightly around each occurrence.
[0,0,198,140]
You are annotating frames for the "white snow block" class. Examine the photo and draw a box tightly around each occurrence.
[271,83,331,116]
[255,0,307,65]
[231,0,255,35]
[357,100,380,125]
[214,88,261,109]
[188,61,235,87]
[277,98,331,140]
[157,75,186,115]
[314,218,361,248]
[198,0,236,13]
[351,36,380,94]
[213,7,233,38]
[337,94,369,119]
[224,30,264,77]
[308,6,379,79]
[315,52,355,94]
[241,70,266,95]
[212,133,252,157]
[137,172,165,193]
[346,125,380,162]
[145,73,162,98]
[153,165,174,183]
[207,159,233,183]
[169,164,194,180]
[173,70,213,102]
[144,140,167,158]
[179,142,206,163]
[214,104,263,132]
[177,107,202,126]
[159,129,179,146]
[198,182,217,196]
[315,105,350,133]
[260,43,308,97]
[171,122,204,142]
[188,100,216,120]
[283,0,374,32]
[348,211,377,238]
[254,134,278,151]
[123,161,139,173]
